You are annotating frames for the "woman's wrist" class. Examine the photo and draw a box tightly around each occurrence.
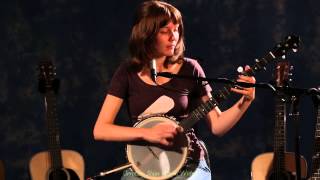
[243,95,253,102]
[138,128,149,141]
[238,95,253,108]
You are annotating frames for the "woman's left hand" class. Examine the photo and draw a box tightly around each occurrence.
[230,65,256,102]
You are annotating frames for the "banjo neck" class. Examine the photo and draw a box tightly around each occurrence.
[179,97,218,130]
[178,51,275,131]
[179,35,301,131]
[178,57,260,130]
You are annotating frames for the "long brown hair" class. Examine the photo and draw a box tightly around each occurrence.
[129,0,185,71]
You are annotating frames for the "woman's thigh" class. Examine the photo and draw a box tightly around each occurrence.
[172,159,211,180]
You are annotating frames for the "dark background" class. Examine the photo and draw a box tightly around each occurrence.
[1,0,320,179]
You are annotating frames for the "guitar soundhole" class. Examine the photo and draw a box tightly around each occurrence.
[48,168,80,180]
[49,169,68,180]
[268,171,294,180]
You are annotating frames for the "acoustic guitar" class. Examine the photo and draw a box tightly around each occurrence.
[29,61,85,180]
[90,35,302,180]
[251,61,307,179]
[309,87,320,179]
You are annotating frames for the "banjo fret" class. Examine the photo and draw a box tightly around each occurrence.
[179,98,218,130]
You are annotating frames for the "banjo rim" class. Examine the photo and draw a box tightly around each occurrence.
[126,115,189,180]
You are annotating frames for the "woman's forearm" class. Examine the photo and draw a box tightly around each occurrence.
[208,96,253,136]
[93,122,147,142]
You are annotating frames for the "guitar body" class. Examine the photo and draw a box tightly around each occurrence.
[29,149,85,180]
[251,152,307,180]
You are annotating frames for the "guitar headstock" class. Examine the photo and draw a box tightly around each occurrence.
[272,34,301,59]
[310,86,320,103]
[38,61,59,94]
[274,61,292,88]
[246,34,301,76]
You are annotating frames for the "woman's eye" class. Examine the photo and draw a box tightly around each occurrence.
[160,30,169,34]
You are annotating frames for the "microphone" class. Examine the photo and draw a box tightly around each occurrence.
[150,59,157,83]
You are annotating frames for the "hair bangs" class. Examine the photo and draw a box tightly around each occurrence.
[155,2,182,28]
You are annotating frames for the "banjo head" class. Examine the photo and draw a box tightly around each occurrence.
[126,115,189,180]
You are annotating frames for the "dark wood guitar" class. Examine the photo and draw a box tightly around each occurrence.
[29,61,85,180]
[251,61,307,179]
[309,87,320,179]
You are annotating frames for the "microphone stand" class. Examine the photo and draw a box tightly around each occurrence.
[157,72,275,90]
[289,93,302,180]
[158,72,320,97]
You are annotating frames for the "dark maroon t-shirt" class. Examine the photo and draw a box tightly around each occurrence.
[108,58,212,123]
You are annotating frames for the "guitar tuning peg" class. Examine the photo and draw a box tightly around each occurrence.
[281,55,286,59]
[237,66,244,73]
[292,48,298,53]
[290,66,294,70]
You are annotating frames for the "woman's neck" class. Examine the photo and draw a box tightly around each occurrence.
[154,56,166,71]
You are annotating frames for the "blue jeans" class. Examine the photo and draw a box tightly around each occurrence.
[120,159,211,180]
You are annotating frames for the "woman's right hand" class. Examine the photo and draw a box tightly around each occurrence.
[143,122,182,146]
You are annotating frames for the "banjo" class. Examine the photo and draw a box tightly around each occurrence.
[89,35,301,180]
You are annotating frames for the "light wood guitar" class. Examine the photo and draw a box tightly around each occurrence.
[29,61,85,180]
[251,61,307,180]
[309,87,320,179]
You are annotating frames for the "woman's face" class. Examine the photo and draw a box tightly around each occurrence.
[154,21,180,58]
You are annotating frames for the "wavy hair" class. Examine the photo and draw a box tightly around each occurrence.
[128,0,185,71]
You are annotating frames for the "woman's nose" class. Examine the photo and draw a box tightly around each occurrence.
[169,31,177,41]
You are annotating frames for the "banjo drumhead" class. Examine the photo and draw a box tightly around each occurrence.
[127,116,189,180]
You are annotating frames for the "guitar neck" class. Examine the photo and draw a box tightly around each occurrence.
[45,90,63,169]
[273,96,287,172]
[310,101,320,178]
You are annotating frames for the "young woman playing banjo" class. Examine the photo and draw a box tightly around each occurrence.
[93,1,255,179]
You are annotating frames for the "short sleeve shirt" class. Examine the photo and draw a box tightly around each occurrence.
[108,58,212,123]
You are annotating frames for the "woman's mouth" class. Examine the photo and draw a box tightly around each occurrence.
[167,45,175,49]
